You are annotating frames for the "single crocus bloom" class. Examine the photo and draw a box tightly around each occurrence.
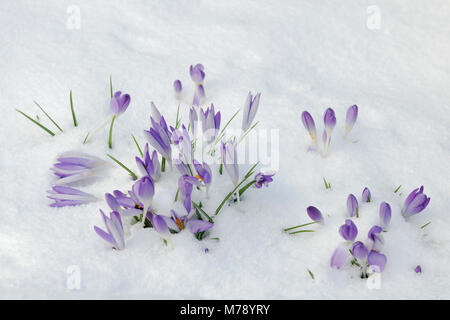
[150,101,162,122]
[220,140,239,186]
[199,104,221,144]
[339,219,358,241]
[132,176,155,214]
[144,116,172,165]
[415,265,422,273]
[136,143,161,181]
[173,80,182,95]
[242,92,261,132]
[368,225,384,252]
[110,91,130,116]
[401,186,431,218]
[254,171,275,188]
[379,201,391,229]
[301,111,316,141]
[323,108,336,135]
[94,209,125,250]
[330,243,349,269]
[345,104,358,137]
[368,251,387,273]
[47,185,96,207]
[174,154,191,176]
[362,187,371,202]
[193,160,212,192]
[163,210,213,234]
[178,175,201,213]
[306,206,323,223]
[148,212,170,235]
[190,64,205,85]
[51,152,106,185]
[171,125,193,163]
[347,194,359,217]
[352,241,368,260]
[190,107,198,136]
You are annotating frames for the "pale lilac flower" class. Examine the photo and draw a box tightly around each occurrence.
[193,160,212,192]
[198,84,205,99]
[242,92,261,132]
[339,219,358,241]
[323,108,336,135]
[379,202,391,229]
[306,206,323,223]
[131,176,155,213]
[347,194,359,217]
[136,143,161,181]
[345,104,358,136]
[220,140,239,186]
[199,104,221,144]
[401,186,431,218]
[150,102,162,122]
[47,186,96,207]
[254,171,275,188]
[110,91,130,116]
[173,80,182,95]
[330,243,349,269]
[174,154,191,176]
[352,241,368,260]
[171,125,193,162]
[190,107,198,136]
[163,210,213,234]
[107,190,144,217]
[362,187,371,202]
[368,225,384,252]
[368,251,387,272]
[301,111,316,141]
[148,212,170,234]
[415,265,422,273]
[144,116,172,165]
[178,175,201,213]
[94,209,125,250]
[190,64,205,85]
[50,152,105,185]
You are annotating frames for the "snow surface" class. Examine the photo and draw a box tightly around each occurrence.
[1,0,450,299]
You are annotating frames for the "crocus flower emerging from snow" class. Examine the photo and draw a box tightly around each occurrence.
[352,241,368,260]
[110,91,131,116]
[330,243,349,269]
[173,80,182,95]
[190,64,205,85]
[144,116,172,165]
[94,209,125,250]
[242,92,261,132]
[301,111,316,141]
[47,186,96,207]
[362,187,371,202]
[148,212,170,235]
[345,104,358,137]
[415,265,422,273]
[198,84,206,100]
[323,108,336,135]
[150,101,162,122]
[254,171,275,188]
[164,210,213,234]
[193,160,212,192]
[178,175,201,213]
[199,104,221,144]
[368,251,387,273]
[171,125,193,162]
[174,154,191,176]
[220,140,239,186]
[136,143,161,181]
[368,225,384,252]
[379,201,391,229]
[50,152,105,185]
[339,219,358,242]
[190,107,198,136]
[347,194,359,217]
[132,176,155,215]
[401,186,431,219]
[306,206,323,223]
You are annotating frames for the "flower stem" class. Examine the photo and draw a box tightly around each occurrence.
[69,90,77,127]
[288,229,315,234]
[108,115,116,149]
[284,221,319,232]
[161,157,166,172]
[106,153,138,180]
[131,134,143,157]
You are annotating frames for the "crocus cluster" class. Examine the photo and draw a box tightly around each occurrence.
[301,104,358,156]
[47,152,105,207]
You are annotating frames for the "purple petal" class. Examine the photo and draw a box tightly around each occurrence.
[330,244,348,269]
[368,251,387,272]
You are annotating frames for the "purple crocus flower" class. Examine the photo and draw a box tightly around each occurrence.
[199,104,221,144]
[131,176,155,214]
[330,243,349,269]
[362,187,371,202]
[220,140,239,186]
[368,225,384,252]
[339,219,358,241]
[190,64,205,85]
[110,91,131,116]
[171,125,193,162]
[345,104,358,137]
[401,186,431,218]
[242,92,261,132]
[254,171,275,189]
[368,251,387,273]
[190,107,198,136]
[306,206,323,223]
[352,241,368,260]
[136,143,161,181]
[144,116,172,165]
[415,265,422,273]
[301,111,316,141]
[163,210,213,234]
[148,212,170,235]
[94,209,125,250]
[193,160,212,192]
[174,154,192,176]
[178,175,201,213]
[47,185,96,207]
[379,201,391,229]
[150,101,162,122]
[193,91,200,106]
[108,190,144,217]
[198,84,206,100]
[347,194,359,217]
[323,108,336,135]
[173,80,182,95]
[50,152,105,185]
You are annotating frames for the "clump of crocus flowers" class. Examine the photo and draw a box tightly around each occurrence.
[301,104,358,156]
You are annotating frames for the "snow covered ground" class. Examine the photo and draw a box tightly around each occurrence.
[1,0,449,299]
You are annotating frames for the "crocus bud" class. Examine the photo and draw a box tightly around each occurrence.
[362,187,371,202]
[110,91,130,115]
[132,176,155,210]
[368,251,387,273]
[347,194,359,217]
[301,111,316,141]
[150,101,162,122]
[220,140,239,186]
[173,80,182,95]
[105,193,121,212]
[379,201,391,228]
[330,243,348,269]
[401,186,431,219]
[190,64,205,85]
[306,206,323,223]
[352,241,368,260]
[345,104,358,136]
[242,92,261,132]
[323,108,336,135]
[339,219,358,241]
[368,225,384,252]
[415,265,422,273]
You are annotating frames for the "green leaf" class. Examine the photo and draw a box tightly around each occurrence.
[106,153,138,179]
[33,100,63,132]
[70,90,77,127]
[15,109,55,136]
[283,221,319,232]
[288,230,315,234]
[131,134,143,157]
[394,185,402,193]
[110,76,113,98]
[108,115,116,149]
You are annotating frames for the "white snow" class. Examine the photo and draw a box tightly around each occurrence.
[1,0,449,299]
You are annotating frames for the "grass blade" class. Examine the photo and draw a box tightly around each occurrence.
[15,109,55,136]
[69,90,77,127]
[110,76,113,98]
[106,153,138,179]
[33,100,63,132]
[108,115,116,149]
[131,134,143,157]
